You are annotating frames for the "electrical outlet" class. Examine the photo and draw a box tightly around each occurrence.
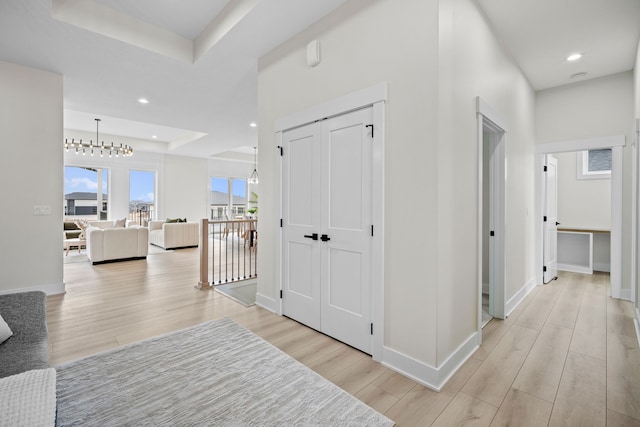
[33,205,51,215]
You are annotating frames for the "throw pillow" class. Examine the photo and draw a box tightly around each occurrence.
[0,313,13,344]
[166,218,179,223]
[112,217,126,228]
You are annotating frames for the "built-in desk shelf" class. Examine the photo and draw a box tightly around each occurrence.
[557,228,610,274]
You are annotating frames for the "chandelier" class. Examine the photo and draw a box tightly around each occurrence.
[64,118,134,157]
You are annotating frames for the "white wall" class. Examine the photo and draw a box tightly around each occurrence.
[163,155,208,222]
[258,0,441,366]
[536,72,634,293]
[257,0,536,382]
[554,151,611,229]
[437,0,536,363]
[0,61,64,295]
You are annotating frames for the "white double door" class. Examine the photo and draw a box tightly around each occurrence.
[282,107,373,355]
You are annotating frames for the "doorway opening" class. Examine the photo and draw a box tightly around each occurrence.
[535,136,624,299]
[480,118,506,327]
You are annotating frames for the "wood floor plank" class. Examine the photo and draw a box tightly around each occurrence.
[431,391,497,427]
[489,388,553,427]
[384,384,453,427]
[607,332,640,420]
[462,325,539,407]
[51,252,640,427]
[548,351,606,427]
[512,323,572,402]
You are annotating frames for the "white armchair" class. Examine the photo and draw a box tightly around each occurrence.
[148,221,199,250]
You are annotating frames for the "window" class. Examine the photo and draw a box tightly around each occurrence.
[129,170,156,225]
[210,177,247,220]
[64,166,108,220]
[577,149,611,180]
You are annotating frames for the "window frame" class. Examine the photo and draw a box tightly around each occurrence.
[576,149,612,180]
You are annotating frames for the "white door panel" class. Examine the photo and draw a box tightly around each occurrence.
[544,155,558,283]
[282,107,373,354]
[282,123,322,330]
[320,107,372,354]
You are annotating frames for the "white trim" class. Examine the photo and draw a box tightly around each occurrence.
[0,282,65,296]
[619,288,631,301]
[476,95,507,352]
[631,119,639,306]
[576,150,612,180]
[371,101,385,362]
[535,136,625,301]
[255,292,278,313]
[535,135,625,154]
[558,264,593,275]
[476,97,508,132]
[275,131,284,316]
[610,145,624,299]
[274,85,386,360]
[505,277,537,317]
[634,307,640,347]
[381,332,478,392]
[274,83,388,132]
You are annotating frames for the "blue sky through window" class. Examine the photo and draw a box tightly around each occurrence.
[130,170,155,202]
[64,166,107,195]
[211,177,246,197]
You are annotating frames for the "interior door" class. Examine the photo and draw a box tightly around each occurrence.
[281,122,322,329]
[543,155,559,283]
[320,108,373,354]
[281,107,373,355]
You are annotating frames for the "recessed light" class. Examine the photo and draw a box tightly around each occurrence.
[566,53,582,62]
[571,72,587,79]
[138,98,149,104]
[152,135,157,139]
[249,122,257,128]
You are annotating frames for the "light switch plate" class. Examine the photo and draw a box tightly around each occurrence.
[34,205,51,215]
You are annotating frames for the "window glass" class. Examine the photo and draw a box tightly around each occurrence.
[588,149,612,172]
[129,170,155,225]
[64,166,108,220]
[210,177,248,219]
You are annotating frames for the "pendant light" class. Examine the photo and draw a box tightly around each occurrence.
[248,146,259,184]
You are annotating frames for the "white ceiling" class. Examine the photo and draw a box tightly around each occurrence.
[477,0,640,90]
[0,0,638,159]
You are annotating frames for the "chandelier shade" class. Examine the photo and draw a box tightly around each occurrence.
[64,118,133,158]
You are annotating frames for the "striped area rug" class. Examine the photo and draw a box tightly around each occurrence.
[55,318,394,426]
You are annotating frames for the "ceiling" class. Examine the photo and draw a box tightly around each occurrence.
[0,0,638,159]
[477,0,640,90]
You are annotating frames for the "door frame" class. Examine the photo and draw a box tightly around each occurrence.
[476,97,507,342]
[274,83,387,361]
[535,135,625,298]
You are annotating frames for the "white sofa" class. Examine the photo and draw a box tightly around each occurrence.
[148,221,199,250]
[86,225,149,264]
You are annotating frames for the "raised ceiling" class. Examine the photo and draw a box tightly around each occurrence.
[0,0,637,159]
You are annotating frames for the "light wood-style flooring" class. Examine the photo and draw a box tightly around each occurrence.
[51,249,640,426]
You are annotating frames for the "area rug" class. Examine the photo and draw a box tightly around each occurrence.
[55,318,394,427]
[215,281,257,306]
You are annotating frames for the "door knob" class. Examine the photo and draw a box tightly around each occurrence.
[320,234,331,242]
[304,233,318,240]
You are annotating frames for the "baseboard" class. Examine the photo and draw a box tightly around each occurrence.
[619,288,632,302]
[381,331,478,392]
[506,277,536,317]
[255,292,278,314]
[0,282,65,296]
[592,262,611,272]
[634,307,640,348]
[557,263,592,274]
